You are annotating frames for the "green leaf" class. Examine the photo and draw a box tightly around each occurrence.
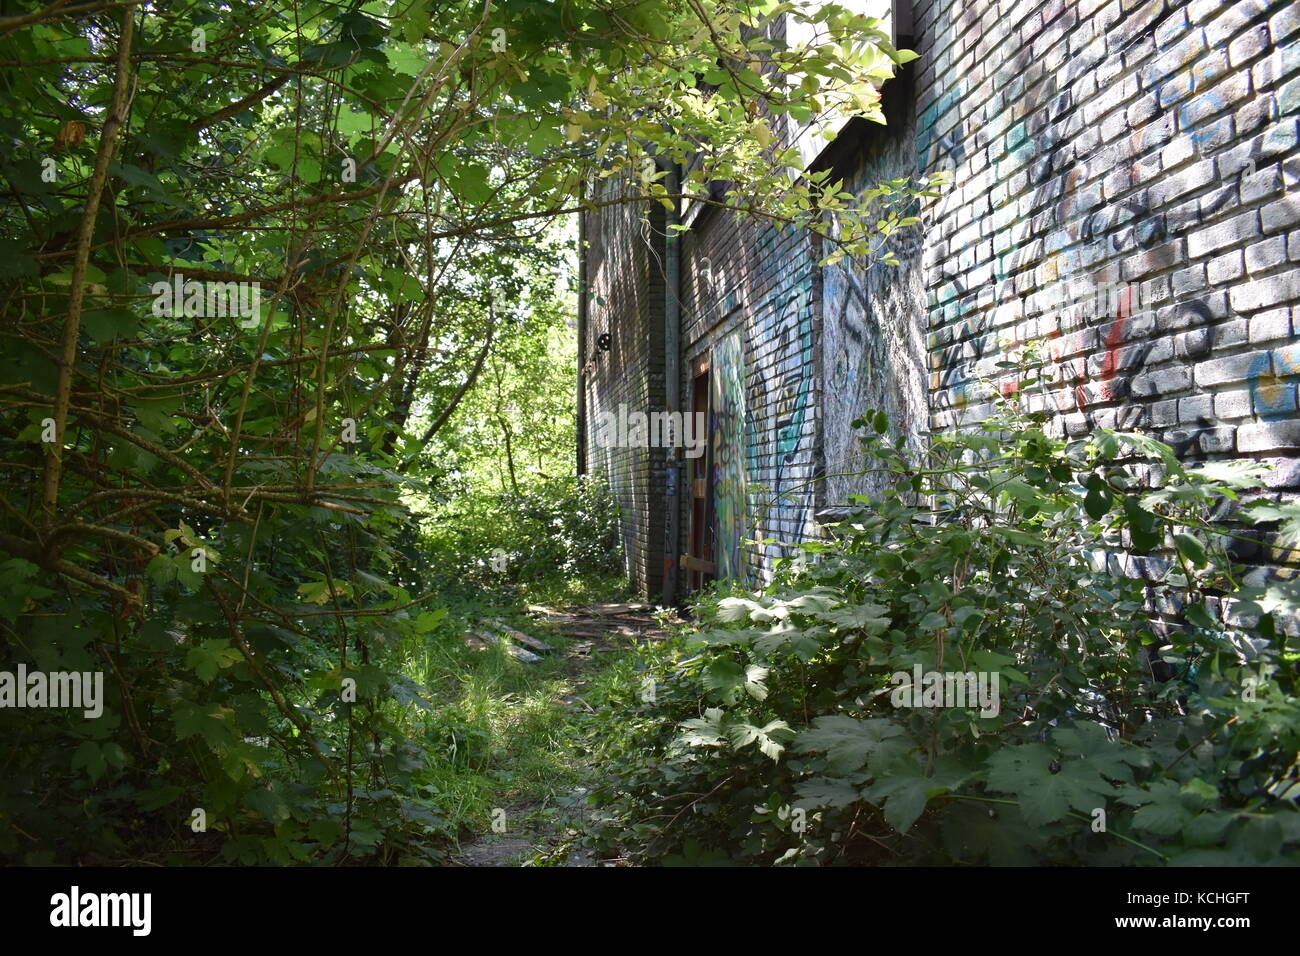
[245,785,291,824]
[794,775,862,809]
[0,238,37,279]
[1123,496,1161,553]
[309,817,344,847]
[1121,780,1198,836]
[863,755,972,834]
[173,701,238,748]
[185,638,242,683]
[136,785,182,812]
[703,658,745,694]
[986,742,1115,827]
[1050,723,1150,783]
[82,308,140,344]
[413,607,448,633]
[1084,475,1112,520]
[1184,602,1217,630]
[793,715,906,775]
[817,601,890,634]
[1243,816,1282,862]
[0,558,54,620]
[1173,532,1207,568]
[680,707,728,748]
[71,740,107,781]
[726,719,791,761]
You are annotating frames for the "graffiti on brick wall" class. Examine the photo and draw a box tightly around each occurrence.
[1250,346,1300,421]
[741,226,818,567]
[770,282,813,490]
[741,285,810,558]
[914,0,1300,592]
[823,108,928,507]
[916,86,967,176]
[917,81,1001,417]
[921,25,1245,434]
[711,329,750,580]
[930,270,993,413]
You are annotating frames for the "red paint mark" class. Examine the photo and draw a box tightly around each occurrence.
[1046,326,1089,413]
[1098,286,1132,403]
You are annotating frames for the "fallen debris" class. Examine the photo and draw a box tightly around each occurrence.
[577,602,652,617]
[525,605,568,618]
[467,629,543,663]
[491,620,555,654]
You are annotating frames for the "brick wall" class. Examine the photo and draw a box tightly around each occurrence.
[583,0,1300,601]
[677,204,821,588]
[820,65,931,512]
[913,0,1299,588]
[581,178,667,596]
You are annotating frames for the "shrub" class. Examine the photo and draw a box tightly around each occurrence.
[586,396,1300,865]
[418,475,622,587]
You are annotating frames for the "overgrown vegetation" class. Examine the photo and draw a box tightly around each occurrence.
[16,0,1281,871]
[584,384,1300,865]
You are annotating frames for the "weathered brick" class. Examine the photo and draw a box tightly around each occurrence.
[1229,272,1300,312]
[1240,164,1284,203]
[1249,308,1293,343]
[1208,250,1245,285]
[1245,236,1289,273]
[1204,1,1268,49]
[1214,388,1253,418]
[1239,421,1300,452]
[1213,317,1249,348]
[1177,327,1212,358]
[1173,263,1207,296]
[1152,156,1213,203]
[1228,24,1270,70]
[1195,349,1273,386]
[1198,427,1237,453]
[1132,364,1192,397]
[1260,457,1300,489]
[1235,95,1274,138]
[1261,194,1300,234]
[1188,211,1259,259]
[1160,133,1197,170]
[1190,115,1235,152]
[1149,398,1179,426]
[1273,4,1300,43]
[1179,393,1213,421]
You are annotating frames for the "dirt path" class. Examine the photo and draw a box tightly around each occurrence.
[452,601,671,867]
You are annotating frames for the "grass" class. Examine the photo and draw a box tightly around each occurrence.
[388,572,642,857]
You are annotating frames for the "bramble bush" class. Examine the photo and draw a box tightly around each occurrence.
[585,389,1300,865]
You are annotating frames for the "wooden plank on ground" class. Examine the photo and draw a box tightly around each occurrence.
[578,602,652,617]
[491,620,554,653]
[468,630,542,663]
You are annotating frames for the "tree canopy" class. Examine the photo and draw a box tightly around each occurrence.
[0,0,916,863]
